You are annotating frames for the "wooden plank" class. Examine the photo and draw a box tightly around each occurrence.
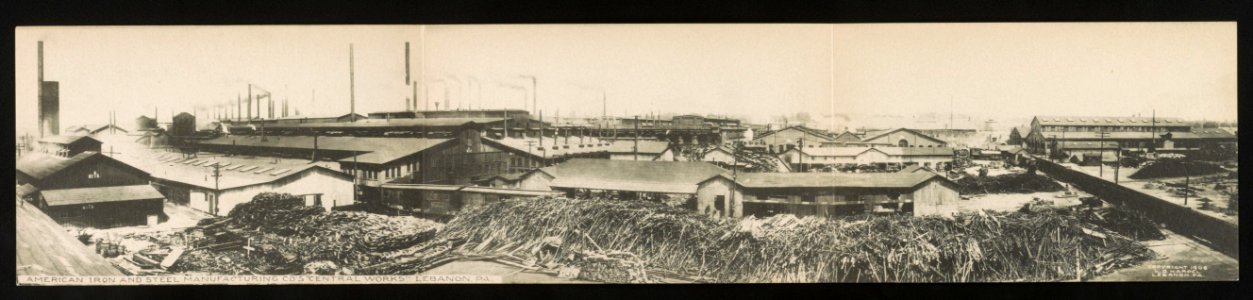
[160,248,186,269]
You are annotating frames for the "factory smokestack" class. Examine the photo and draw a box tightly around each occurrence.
[405,42,411,85]
[37,41,60,138]
[248,84,253,121]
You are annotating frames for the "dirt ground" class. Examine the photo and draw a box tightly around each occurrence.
[1093,229,1239,281]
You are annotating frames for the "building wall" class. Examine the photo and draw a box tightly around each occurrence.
[517,172,554,191]
[43,198,163,227]
[695,177,740,218]
[186,169,354,216]
[911,179,961,216]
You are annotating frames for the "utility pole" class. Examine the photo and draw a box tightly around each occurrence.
[1114,145,1121,184]
[731,141,741,218]
[212,162,221,215]
[1150,109,1156,155]
[633,115,640,161]
[1098,131,1109,178]
[798,138,805,172]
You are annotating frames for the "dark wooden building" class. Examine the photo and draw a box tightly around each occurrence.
[16,151,165,227]
[36,135,102,157]
[171,112,197,137]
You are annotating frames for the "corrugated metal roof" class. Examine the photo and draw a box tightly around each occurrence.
[16,152,149,182]
[858,128,949,145]
[538,159,727,193]
[201,136,453,165]
[796,146,955,157]
[253,117,505,129]
[16,152,95,180]
[753,126,835,141]
[1035,130,1235,140]
[40,185,165,206]
[483,136,610,159]
[1035,115,1186,127]
[38,134,101,145]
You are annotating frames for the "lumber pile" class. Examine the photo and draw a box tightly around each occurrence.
[955,173,1065,194]
[439,197,1155,282]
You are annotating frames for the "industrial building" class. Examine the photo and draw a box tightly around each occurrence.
[516,159,738,218]
[734,171,959,218]
[136,153,355,216]
[857,128,951,148]
[65,123,129,137]
[777,146,956,171]
[746,125,835,153]
[1022,115,1238,160]
[36,135,103,157]
[134,115,160,132]
[16,151,165,227]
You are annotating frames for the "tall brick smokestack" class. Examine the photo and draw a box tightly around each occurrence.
[37,41,60,138]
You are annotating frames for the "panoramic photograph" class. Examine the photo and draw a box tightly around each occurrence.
[14,23,1237,284]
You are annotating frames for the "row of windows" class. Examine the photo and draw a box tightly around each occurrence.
[1043,125,1189,132]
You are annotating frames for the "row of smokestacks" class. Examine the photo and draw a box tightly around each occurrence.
[210,41,417,123]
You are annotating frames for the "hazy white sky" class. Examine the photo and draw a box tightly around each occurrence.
[14,23,1236,135]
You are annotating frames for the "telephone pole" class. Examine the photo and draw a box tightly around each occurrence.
[1098,131,1109,178]
[633,115,640,161]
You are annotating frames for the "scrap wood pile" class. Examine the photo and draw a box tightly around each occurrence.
[956,173,1065,194]
[1129,159,1226,179]
[438,197,1155,282]
[1074,205,1165,241]
[169,192,444,275]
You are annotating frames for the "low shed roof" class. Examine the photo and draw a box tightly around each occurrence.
[40,185,165,206]
[537,159,728,194]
